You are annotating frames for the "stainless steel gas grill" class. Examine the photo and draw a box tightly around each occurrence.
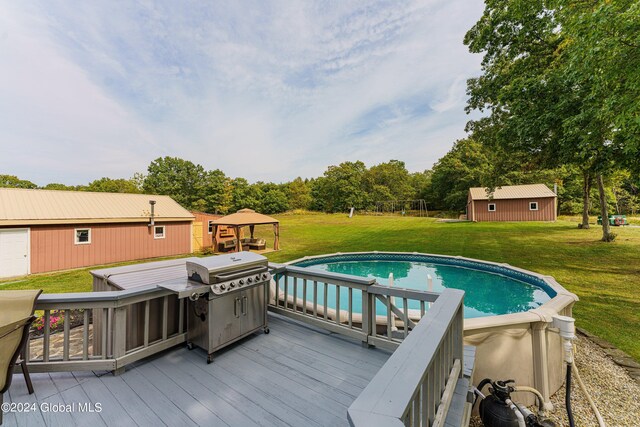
[183,252,271,363]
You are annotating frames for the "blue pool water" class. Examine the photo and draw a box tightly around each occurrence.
[282,256,553,319]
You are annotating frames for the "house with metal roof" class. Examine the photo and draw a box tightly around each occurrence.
[0,188,194,278]
[467,184,557,222]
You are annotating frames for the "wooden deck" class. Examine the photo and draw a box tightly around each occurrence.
[3,315,391,427]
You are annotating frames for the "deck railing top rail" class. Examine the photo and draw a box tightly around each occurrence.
[347,288,464,426]
[270,262,377,285]
[37,287,167,305]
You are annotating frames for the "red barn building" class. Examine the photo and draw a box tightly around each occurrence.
[467,184,557,222]
[0,188,194,278]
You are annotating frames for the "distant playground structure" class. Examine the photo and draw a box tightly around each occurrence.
[365,199,429,217]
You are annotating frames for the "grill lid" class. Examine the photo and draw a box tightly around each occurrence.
[186,252,268,284]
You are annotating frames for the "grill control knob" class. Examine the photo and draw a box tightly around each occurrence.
[247,277,253,284]
[262,273,268,280]
[255,275,261,281]
[239,279,245,285]
[229,282,235,288]
[220,284,226,291]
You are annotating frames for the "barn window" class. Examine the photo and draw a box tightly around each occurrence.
[488,203,496,212]
[154,226,165,239]
[75,228,91,245]
[529,202,538,211]
[208,220,214,234]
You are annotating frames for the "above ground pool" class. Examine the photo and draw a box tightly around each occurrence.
[286,252,555,319]
[280,252,578,407]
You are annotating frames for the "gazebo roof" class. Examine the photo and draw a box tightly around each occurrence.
[212,209,279,226]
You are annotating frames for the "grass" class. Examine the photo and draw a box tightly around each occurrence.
[2,213,639,361]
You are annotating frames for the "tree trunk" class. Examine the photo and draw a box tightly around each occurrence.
[580,171,590,229]
[596,173,614,242]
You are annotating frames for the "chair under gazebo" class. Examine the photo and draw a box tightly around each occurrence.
[211,209,280,253]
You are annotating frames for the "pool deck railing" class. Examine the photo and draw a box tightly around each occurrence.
[14,263,471,426]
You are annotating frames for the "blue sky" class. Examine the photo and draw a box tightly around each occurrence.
[0,1,484,186]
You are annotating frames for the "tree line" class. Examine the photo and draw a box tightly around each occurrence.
[2,149,637,219]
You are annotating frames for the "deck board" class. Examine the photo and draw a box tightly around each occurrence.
[249,330,381,382]
[153,352,286,427]
[7,369,46,427]
[98,375,166,427]
[3,315,390,427]
[119,367,199,427]
[202,347,349,426]
[57,380,108,427]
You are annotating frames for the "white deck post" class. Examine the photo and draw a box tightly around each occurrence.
[388,273,398,332]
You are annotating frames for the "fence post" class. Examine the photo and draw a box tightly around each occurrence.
[112,306,127,375]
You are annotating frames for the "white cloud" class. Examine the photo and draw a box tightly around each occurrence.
[0,0,485,185]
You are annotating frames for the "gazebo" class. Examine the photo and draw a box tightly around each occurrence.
[211,209,280,252]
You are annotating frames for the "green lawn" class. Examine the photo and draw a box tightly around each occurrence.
[2,213,639,361]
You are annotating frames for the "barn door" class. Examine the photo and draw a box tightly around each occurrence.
[192,221,204,253]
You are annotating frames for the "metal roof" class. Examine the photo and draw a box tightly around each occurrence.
[0,188,194,226]
[469,184,556,200]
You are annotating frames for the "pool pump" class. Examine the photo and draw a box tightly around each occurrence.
[475,379,555,427]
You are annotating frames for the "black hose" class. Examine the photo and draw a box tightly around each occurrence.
[477,378,492,394]
[473,378,492,405]
[566,363,575,427]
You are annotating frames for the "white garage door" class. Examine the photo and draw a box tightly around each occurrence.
[0,228,30,278]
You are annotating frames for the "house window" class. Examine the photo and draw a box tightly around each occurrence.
[530,202,538,211]
[208,221,214,234]
[488,203,496,212]
[75,228,91,245]
[154,226,165,239]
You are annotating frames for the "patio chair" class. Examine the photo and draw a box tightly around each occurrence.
[248,238,266,250]
[0,290,42,425]
[217,239,238,252]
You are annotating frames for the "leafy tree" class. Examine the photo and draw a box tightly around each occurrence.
[409,171,432,202]
[219,177,234,214]
[143,157,208,210]
[365,160,415,203]
[86,177,141,193]
[0,175,37,189]
[199,169,229,213]
[260,188,289,214]
[312,161,369,213]
[42,183,76,191]
[286,177,312,210]
[553,0,640,238]
[131,172,145,192]
[429,139,491,211]
[369,185,395,205]
[616,172,640,216]
[230,177,262,212]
